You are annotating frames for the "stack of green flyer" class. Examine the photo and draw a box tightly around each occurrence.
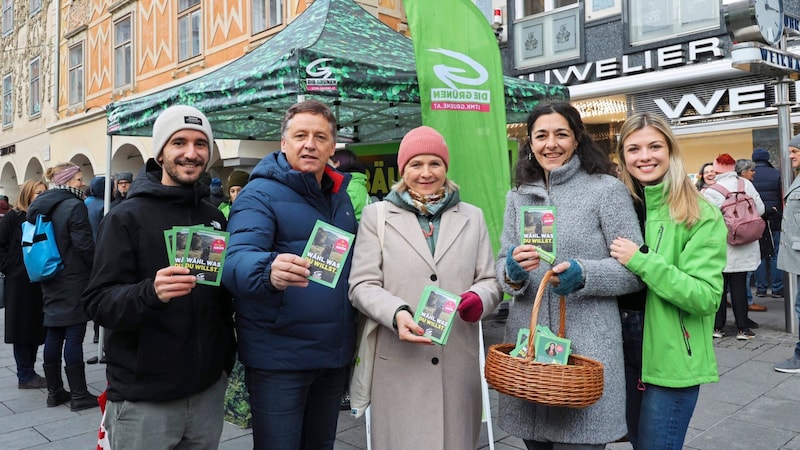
[164,225,230,286]
[301,220,355,289]
[520,206,557,264]
[413,285,461,345]
[510,327,531,358]
[532,325,571,365]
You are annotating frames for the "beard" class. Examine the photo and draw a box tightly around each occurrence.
[162,157,205,187]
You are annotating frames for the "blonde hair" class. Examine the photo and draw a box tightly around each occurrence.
[16,179,46,212]
[616,113,703,227]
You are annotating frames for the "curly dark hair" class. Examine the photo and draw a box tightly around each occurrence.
[514,101,612,187]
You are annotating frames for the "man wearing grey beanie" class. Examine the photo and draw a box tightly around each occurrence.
[83,104,235,447]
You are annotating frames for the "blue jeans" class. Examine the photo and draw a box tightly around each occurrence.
[637,384,699,450]
[43,323,86,367]
[245,366,346,449]
[620,309,644,445]
[755,230,783,294]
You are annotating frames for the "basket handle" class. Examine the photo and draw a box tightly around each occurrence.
[525,270,567,360]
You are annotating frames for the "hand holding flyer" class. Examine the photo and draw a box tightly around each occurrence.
[413,286,461,345]
[164,225,230,286]
[520,206,556,264]
[302,220,355,288]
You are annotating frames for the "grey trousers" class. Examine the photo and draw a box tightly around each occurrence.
[105,373,227,449]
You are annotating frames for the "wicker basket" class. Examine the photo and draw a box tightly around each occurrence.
[485,270,604,408]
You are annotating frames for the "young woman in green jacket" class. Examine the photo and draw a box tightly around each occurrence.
[609,113,728,449]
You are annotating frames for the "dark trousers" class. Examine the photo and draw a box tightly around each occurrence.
[13,343,39,383]
[245,366,346,450]
[620,309,644,447]
[43,323,87,367]
[715,272,749,330]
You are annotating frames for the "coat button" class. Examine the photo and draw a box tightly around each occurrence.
[431,357,439,365]
[430,274,438,281]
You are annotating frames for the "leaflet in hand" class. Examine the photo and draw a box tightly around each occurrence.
[520,206,556,264]
[164,225,230,286]
[302,220,355,288]
[413,285,461,345]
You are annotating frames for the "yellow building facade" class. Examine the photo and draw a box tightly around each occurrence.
[0,0,409,201]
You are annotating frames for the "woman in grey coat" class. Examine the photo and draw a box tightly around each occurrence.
[497,102,643,448]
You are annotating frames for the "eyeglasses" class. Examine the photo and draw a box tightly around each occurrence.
[117,181,130,185]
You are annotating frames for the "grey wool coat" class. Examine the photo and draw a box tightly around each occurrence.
[496,156,644,445]
[778,175,800,274]
[349,199,502,450]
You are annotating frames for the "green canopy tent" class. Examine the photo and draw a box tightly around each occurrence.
[105,0,568,143]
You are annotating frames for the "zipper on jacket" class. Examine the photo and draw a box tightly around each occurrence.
[654,224,665,253]
[679,313,692,356]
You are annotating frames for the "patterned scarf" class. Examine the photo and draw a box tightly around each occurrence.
[54,184,86,201]
[406,186,446,216]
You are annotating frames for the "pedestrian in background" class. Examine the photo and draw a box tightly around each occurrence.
[110,172,132,207]
[752,148,784,300]
[0,180,47,390]
[331,148,371,221]
[497,102,643,448]
[222,100,357,449]
[775,135,800,373]
[348,126,501,449]
[735,158,766,313]
[704,154,765,340]
[29,162,97,411]
[696,162,716,191]
[610,113,726,449]
[0,195,11,217]
[83,105,235,447]
[330,147,371,411]
[217,170,249,219]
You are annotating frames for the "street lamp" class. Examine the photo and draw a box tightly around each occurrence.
[727,0,799,333]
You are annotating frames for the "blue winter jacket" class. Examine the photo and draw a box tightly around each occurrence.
[223,152,358,371]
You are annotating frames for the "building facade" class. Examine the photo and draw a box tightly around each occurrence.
[501,0,800,178]
[0,0,412,201]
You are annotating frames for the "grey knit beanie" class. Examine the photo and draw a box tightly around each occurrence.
[151,105,214,165]
[790,134,800,149]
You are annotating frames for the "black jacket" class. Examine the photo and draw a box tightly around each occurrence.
[82,159,235,402]
[753,159,783,231]
[28,188,93,327]
[0,210,45,344]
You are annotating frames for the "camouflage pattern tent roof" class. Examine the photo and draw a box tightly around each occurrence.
[106,0,568,143]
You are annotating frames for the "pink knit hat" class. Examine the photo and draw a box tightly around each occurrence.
[712,153,736,174]
[397,126,450,175]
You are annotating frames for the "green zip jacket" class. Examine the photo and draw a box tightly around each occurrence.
[625,183,727,388]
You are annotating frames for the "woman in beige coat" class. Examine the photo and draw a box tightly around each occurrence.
[349,126,501,450]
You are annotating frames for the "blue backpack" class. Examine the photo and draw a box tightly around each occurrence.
[21,214,64,282]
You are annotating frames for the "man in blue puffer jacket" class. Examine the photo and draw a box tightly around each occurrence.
[223,100,358,449]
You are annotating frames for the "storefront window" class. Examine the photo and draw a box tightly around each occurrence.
[520,0,578,17]
[628,0,721,46]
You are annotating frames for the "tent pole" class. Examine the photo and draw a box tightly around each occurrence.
[96,133,113,363]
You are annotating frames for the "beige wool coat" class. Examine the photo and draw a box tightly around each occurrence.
[349,199,502,450]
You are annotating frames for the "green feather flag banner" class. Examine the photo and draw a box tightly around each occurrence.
[405,0,512,253]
